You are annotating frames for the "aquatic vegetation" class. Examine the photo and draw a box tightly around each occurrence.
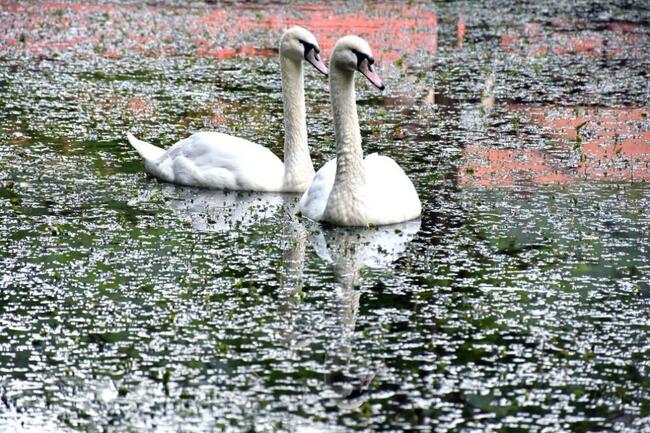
[0,1,649,432]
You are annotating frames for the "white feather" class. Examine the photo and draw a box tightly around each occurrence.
[127,27,323,193]
[298,36,421,226]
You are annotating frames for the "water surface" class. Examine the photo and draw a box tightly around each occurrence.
[1,1,649,431]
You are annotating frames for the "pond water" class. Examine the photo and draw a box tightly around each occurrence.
[1,1,649,432]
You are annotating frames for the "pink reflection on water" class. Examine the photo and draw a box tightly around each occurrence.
[192,3,438,62]
[500,20,644,58]
[460,105,650,186]
[0,2,438,63]
[457,13,465,48]
[460,146,572,187]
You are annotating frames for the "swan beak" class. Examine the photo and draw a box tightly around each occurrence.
[306,47,328,76]
[358,58,385,91]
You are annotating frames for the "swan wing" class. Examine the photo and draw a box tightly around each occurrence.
[298,154,421,225]
[298,157,337,220]
[363,153,421,225]
[148,131,285,191]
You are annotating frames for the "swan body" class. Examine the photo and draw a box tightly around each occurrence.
[128,131,286,191]
[299,36,421,226]
[127,27,327,192]
[299,154,420,225]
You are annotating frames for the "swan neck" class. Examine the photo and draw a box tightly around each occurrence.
[280,54,314,191]
[326,67,366,221]
[320,65,368,225]
[331,69,363,166]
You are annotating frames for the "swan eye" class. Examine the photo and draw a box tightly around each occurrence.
[298,40,318,59]
[351,48,373,71]
[367,57,376,71]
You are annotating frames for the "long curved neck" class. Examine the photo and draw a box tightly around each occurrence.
[324,66,367,224]
[280,54,314,191]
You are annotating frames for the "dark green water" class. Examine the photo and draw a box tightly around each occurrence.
[1,1,649,432]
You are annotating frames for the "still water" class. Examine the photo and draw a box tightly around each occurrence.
[1,1,649,431]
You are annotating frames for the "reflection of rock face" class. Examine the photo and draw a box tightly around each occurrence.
[154,183,292,231]
[0,3,439,64]
[500,21,645,59]
[459,105,650,186]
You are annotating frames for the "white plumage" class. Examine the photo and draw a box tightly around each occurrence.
[127,26,328,193]
[128,131,286,191]
[299,36,421,226]
[299,153,421,225]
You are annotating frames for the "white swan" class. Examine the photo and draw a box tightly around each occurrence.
[298,36,421,226]
[127,26,328,192]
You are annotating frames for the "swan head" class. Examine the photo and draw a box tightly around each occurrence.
[331,36,384,90]
[280,26,328,76]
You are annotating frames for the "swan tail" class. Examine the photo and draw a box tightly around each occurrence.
[127,133,165,162]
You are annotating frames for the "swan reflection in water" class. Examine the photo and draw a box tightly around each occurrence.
[151,183,294,231]
[277,216,421,414]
